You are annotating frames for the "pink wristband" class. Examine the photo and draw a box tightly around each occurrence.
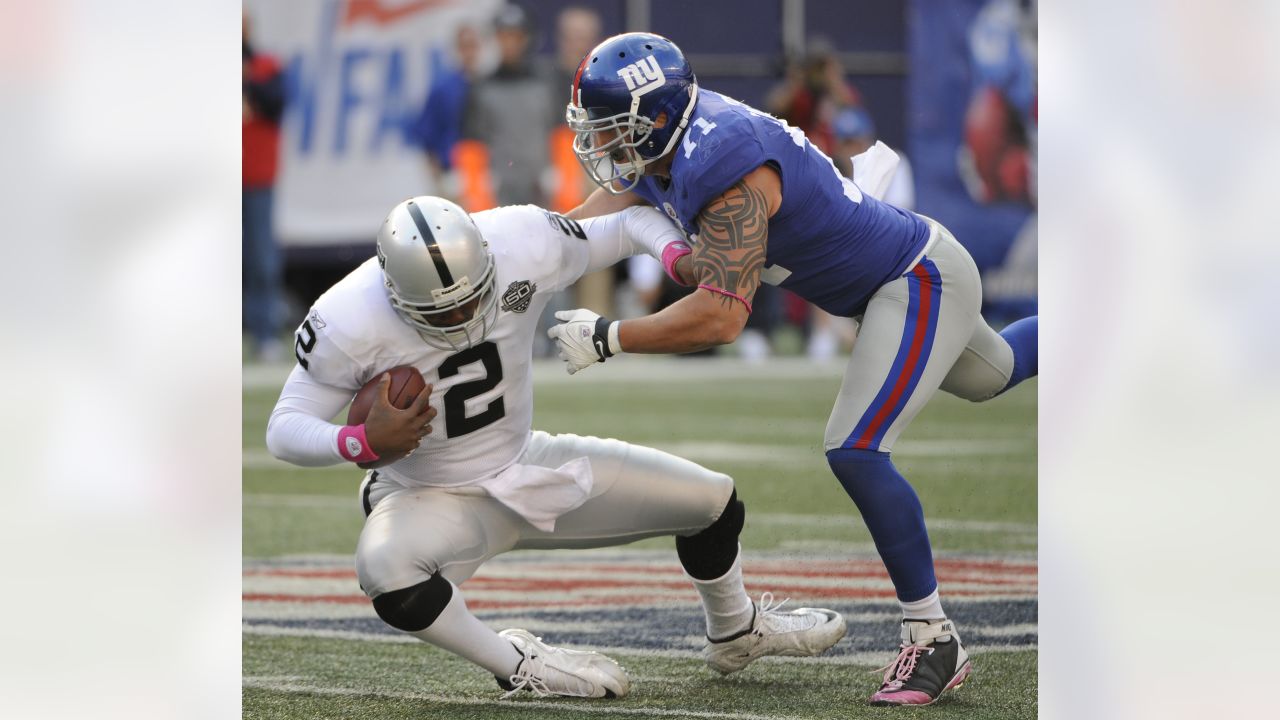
[697,284,753,314]
[337,424,380,464]
[661,241,693,285]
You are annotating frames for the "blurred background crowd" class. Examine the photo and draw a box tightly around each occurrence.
[243,0,1037,363]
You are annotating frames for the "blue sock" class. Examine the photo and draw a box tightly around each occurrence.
[999,315,1038,392]
[826,448,937,602]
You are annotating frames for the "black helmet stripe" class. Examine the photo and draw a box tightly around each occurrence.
[406,201,456,286]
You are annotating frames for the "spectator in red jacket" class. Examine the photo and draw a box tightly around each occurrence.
[243,13,286,362]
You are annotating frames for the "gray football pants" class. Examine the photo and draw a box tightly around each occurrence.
[355,431,734,597]
[823,218,1016,453]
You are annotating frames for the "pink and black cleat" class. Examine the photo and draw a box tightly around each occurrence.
[869,618,972,706]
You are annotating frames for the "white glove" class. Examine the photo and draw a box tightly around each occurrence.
[547,309,620,375]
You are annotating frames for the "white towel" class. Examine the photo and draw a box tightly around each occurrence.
[851,140,901,201]
[475,457,594,532]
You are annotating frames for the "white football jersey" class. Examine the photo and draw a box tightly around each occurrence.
[290,204,673,489]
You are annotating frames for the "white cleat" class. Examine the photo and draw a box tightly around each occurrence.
[496,629,631,699]
[704,592,847,675]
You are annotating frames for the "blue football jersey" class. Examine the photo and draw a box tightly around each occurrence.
[631,90,930,317]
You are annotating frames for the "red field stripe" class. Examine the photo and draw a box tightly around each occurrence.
[510,561,1037,580]
[467,586,1030,608]
[463,577,693,591]
[245,574,1034,598]
[465,573,1033,590]
[745,559,1038,576]
[932,559,1039,575]
[245,565,1037,587]
[244,581,1034,607]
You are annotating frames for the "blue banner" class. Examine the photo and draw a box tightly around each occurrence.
[908,0,1036,321]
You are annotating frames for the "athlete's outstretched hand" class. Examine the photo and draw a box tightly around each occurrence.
[547,309,618,375]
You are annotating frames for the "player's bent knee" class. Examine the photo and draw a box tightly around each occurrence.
[941,337,1013,402]
[370,573,453,632]
[942,377,1003,403]
[355,534,444,598]
[825,447,893,486]
[676,488,745,580]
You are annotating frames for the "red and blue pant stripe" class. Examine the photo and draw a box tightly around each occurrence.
[842,258,943,451]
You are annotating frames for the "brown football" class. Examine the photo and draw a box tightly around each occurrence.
[347,366,427,470]
[347,365,427,426]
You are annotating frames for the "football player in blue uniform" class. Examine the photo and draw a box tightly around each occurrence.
[549,33,1038,707]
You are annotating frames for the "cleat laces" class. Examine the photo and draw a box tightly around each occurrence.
[873,643,935,691]
[499,648,590,699]
[754,592,813,633]
[500,663,551,699]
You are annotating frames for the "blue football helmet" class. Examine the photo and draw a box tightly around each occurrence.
[566,32,698,193]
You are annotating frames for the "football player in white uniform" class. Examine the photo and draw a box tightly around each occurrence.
[265,196,846,700]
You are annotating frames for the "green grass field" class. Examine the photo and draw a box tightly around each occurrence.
[243,358,1036,719]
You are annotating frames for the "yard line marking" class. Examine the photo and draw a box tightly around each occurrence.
[242,630,1032,667]
[968,623,1040,637]
[242,677,812,720]
[243,549,1037,566]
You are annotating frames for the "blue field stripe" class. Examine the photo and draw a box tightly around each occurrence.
[245,598,1037,653]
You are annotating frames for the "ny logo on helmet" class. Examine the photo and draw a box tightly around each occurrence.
[616,55,664,97]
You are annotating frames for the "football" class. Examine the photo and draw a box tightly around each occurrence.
[347,365,427,426]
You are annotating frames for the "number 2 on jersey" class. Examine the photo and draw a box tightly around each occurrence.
[294,320,317,369]
[438,341,506,437]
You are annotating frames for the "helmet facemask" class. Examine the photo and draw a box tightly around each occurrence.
[567,84,698,195]
[385,252,500,352]
[566,105,656,193]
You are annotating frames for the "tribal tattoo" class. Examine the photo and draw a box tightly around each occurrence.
[692,179,769,309]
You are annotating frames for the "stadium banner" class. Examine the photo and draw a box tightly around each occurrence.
[907,0,1037,320]
[245,0,500,246]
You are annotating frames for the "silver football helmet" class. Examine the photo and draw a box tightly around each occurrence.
[376,196,498,351]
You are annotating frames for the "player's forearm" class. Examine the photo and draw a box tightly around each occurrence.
[617,290,747,353]
[266,366,357,466]
[565,186,646,221]
[266,408,345,466]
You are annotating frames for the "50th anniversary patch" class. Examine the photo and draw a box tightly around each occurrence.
[501,280,536,313]
[243,550,1036,659]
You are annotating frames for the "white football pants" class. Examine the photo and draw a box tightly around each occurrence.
[355,430,734,597]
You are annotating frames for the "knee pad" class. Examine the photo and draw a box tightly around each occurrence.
[676,489,745,580]
[371,573,453,632]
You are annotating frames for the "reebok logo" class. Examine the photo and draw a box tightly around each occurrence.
[616,55,664,97]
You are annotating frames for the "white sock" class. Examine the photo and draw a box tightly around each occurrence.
[899,589,946,622]
[688,545,755,640]
[407,580,522,677]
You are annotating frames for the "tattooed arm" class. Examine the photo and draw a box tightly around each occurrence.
[615,165,782,353]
